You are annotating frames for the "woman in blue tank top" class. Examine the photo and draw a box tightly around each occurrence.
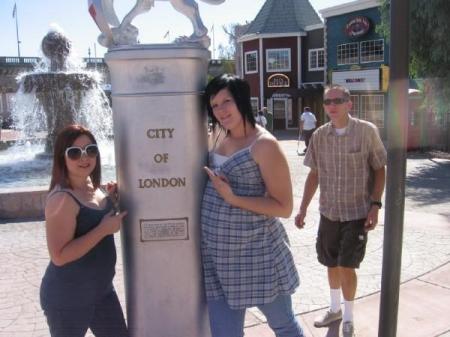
[201,74,304,337]
[40,124,129,337]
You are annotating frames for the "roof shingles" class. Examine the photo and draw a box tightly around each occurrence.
[244,0,322,35]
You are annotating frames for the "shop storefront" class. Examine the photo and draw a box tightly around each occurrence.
[320,0,389,137]
[331,67,388,134]
[238,0,325,130]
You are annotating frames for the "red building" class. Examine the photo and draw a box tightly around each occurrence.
[238,0,325,130]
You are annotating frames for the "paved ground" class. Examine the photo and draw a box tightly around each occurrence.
[0,132,449,337]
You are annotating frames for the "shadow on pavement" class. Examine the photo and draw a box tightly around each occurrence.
[406,159,450,207]
[324,320,341,337]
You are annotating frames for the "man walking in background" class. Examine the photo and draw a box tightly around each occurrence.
[299,106,317,153]
[255,108,268,129]
[294,84,387,337]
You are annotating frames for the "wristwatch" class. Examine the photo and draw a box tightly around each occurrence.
[370,200,382,209]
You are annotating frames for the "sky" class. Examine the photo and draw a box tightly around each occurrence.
[1,0,350,59]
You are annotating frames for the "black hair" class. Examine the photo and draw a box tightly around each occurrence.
[204,74,256,131]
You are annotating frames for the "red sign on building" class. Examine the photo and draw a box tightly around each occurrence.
[345,16,371,38]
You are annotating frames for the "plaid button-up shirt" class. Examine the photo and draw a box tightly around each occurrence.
[304,116,387,221]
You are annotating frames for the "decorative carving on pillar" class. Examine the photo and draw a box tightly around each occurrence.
[88,0,225,48]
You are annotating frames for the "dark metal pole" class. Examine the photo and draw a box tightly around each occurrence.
[378,0,410,336]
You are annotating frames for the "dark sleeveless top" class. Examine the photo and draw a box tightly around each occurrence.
[40,188,117,310]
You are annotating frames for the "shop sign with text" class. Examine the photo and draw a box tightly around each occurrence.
[332,69,380,91]
[345,16,371,38]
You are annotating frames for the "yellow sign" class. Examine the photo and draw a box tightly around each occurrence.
[381,65,390,92]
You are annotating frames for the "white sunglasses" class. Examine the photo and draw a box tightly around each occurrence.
[65,144,99,160]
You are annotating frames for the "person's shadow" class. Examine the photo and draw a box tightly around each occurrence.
[323,319,341,337]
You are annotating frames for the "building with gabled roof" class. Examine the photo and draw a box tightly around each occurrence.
[238,0,325,130]
[244,0,322,37]
[320,0,389,136]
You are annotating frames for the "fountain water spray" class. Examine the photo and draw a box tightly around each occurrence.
[0,26,114,189]
[13,26,113,157]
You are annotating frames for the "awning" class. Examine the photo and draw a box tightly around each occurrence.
[271,84,324,99]
[300,83,324,90]
[271,88,299,99]
[297,83,324,96]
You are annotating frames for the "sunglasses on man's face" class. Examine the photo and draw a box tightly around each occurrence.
[65,144,99,160]
[323,97,349,106]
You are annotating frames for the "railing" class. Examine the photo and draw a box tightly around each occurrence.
[1,56,41,65]
[0,56,221,67]
[83,57,105,64]
[0,56,106,66]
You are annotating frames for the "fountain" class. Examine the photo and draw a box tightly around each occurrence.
[14,27,113,156]
[0,26,114,217]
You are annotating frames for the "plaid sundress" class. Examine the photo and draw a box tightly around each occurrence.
[201,147,299,309]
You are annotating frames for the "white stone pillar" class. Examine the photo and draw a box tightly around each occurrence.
[105,44,210,337]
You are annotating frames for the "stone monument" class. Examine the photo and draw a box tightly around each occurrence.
[88,1,223,336]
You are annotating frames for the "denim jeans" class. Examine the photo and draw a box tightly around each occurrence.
[207,295,304,337]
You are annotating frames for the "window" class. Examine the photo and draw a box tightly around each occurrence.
[4,93,15,128]
[360,39,384,63]
[266,49,291,72]
[360,95,384,128]
[273,99,286,120]
[337,42,359,65]
[349,95,359,117]
[245,51,258,74]
[250,97,259,114]
[409,108,418,126]
[309,48,325,71]
[5,93,14,111]
[5,93,15,119]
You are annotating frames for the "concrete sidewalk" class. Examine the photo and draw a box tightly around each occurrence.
[245,225,450,337]
[0,136,449,337]
[244,138,450,337]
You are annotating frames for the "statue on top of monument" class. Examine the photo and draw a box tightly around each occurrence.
[88,0,224,49]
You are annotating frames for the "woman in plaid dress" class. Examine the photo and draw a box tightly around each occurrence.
[201,74,304,337]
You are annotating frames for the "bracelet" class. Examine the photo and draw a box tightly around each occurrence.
[370,200,382,209]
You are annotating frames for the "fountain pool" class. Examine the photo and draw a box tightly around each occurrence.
[0,140,116,189]
[0,26,114,219]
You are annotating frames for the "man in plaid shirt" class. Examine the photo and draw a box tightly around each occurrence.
[295,84,386,337]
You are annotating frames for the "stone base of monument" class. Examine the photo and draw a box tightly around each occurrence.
[106,44,210,337]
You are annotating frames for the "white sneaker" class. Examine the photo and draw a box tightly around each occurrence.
[313,309,342,327]
[342,321,355,337]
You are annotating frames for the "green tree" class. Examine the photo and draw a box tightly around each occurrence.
[378,0,450,149]
[217,43,234,60]
[378,0,450,78]
[219,22,251,75]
